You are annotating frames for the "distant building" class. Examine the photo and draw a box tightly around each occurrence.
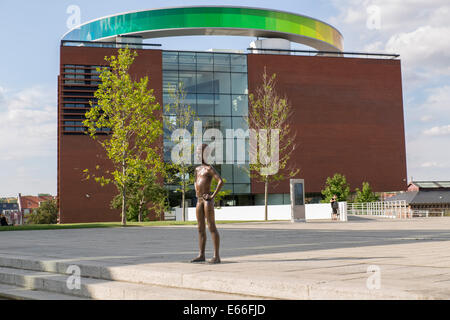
[0,202,19,214]
[387,181,450,215]
[0,203,20,225]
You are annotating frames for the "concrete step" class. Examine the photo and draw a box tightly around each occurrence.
[0,265,261,300]
[0,283,87,300]
[0,254,434,300]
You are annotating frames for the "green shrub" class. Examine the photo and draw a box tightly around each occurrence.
[27,200,58,224]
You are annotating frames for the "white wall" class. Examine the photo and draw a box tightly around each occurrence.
[175,202,347,222]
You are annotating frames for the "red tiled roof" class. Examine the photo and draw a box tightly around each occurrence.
[19,196,55,210]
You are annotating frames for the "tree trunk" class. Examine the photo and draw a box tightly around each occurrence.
[182,181,186,222]
[121,158,127,226]
[264,179,268,221]
[121,187,126,226]
[138,196,144,223]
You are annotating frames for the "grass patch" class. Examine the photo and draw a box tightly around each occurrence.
[0,220,262,232]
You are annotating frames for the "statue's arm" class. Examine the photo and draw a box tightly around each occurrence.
[210,166,223,199]
[194,167,199,196]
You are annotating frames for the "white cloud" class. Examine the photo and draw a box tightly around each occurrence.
[420,115,433,122]
[0,85,56,161]
[420,162,440,168]
[385,26,450,77]
[329,1,450,181]
[423,125,450,136]
[406,134,450,179]
[421,85,450,111]
[331,0,450,81]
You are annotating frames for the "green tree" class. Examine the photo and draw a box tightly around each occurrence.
[27,200,58,225]
[163,83,197,221]
[211,177,232,209]
[354,182,379,203]
[245,69,299,220]
[83,48,164,226]
[111,165,169,222]
[321,173,351,202]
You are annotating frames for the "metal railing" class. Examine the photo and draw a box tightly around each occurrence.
[61,40,162,49]
[247,47,400,59]
[411,209,445,218]
[348,200,410,219]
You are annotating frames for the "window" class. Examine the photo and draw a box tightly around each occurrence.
[214,95,231,116]
[231,73,248,94]
[196,72,214,93]
[214,54,231,72]
[213,72,231,94]
[179,52,196,71]
[162,51,250,195]
[232,95,248,116]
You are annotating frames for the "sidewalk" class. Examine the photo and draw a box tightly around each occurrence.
[1,216,449,299]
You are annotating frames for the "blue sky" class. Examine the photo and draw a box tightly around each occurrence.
[0,0,449,196]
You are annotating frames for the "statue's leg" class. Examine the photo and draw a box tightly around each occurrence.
[191,199,206,263]
[205,199,221,264]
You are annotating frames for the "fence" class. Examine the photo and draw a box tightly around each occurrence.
[410,209,445,218]
[172,202,348,222]
[348,200,410,219]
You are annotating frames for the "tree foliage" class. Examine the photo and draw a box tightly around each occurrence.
[245,68,299,220]
[27,200,58,225]
[163,83,197,220]
[211,177,232,209]
[111,166,168,222]
[354,182,379,203]
[321,173,351,202]
[83,48,164,225]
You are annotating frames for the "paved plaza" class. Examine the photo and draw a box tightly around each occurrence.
[1,216,450,299]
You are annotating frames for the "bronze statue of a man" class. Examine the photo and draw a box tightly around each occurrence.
[191,144,223,264]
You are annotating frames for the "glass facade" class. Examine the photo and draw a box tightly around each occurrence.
[162,51,251,199]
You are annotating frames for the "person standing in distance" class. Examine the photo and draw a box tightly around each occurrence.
[330,194,339,220]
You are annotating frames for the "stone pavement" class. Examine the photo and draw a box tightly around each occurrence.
[0,215,449,299]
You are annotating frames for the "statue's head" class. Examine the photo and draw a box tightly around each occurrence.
[196,143,209,164]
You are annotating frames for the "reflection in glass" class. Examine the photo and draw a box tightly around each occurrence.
[163,71,178,93]
[197,53,214,71]
[179,71,196,93]
[215,117,232,132]
[214,72,231,94]
[214,94,231,116]
[232,117,248,131]
[197,94,214,116]
[161,51,250,196]
[294,183,304,205]
[232,95,248,116]
[196,72,214,93]
[234,184,251,194]
[231,73,248,94]
[179,52,196,71]
[220,164,234,184]
[233,165,250,183]
[214,54,231,72]
[162,52,178,70]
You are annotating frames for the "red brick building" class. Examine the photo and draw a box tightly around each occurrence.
[57,7,407,223]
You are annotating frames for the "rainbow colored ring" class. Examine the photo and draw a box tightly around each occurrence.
[63,6,343,52]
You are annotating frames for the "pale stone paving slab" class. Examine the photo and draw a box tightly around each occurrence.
[0,216,449,299]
